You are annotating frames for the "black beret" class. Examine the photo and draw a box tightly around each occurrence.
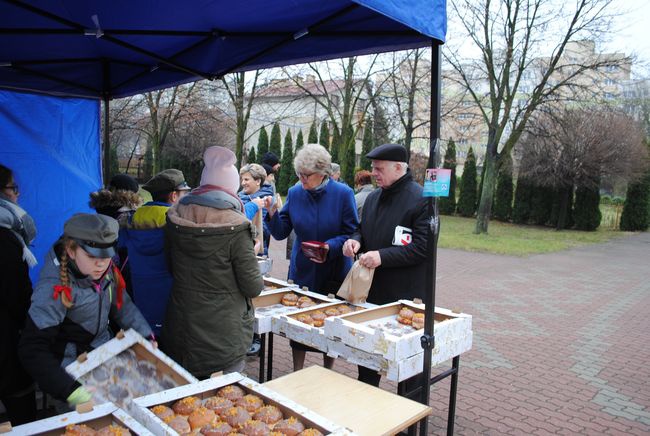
[262,163,275,175]
[109,173,139,193]
[262,152,280,167]
[365,143,408,162]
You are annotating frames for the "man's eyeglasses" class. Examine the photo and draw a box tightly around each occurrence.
[2,185,18,194]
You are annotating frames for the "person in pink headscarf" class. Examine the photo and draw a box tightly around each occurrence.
[161,146,264,378]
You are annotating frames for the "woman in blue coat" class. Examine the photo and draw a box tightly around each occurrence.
[264,143,358,370]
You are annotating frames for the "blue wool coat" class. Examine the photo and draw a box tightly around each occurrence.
[267,179,358,294]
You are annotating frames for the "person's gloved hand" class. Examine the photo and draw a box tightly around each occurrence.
[67,386,92,406]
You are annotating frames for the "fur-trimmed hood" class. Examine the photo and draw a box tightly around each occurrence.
[89,189,142,218]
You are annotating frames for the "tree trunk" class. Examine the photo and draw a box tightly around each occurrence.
[475,152,497,234]
[556,186,571,230]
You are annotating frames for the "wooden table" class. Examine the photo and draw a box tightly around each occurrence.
[264,366,432,436]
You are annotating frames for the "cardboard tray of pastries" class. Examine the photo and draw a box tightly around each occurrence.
[131,372,354,435]
[65,329,198,414]
[262,276,297,291]
[271,301,366,353]
[324,300,472,362]
[3,402,152,435]
[253,287,337,334]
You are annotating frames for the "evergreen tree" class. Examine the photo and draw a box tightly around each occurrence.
[291,131,303,187]
[295,130,304,151]
[319,121,330,151]
[620,168,650,231]
[373,106,391,146]
[492,152,513,221]
[439,139,457,215]
[343,124,356,185]
[456,147,478,217]
[360,119,373,171]
[143,146,154,180]
[512,176,534,224]
[247,146,257,166]
[529,185,554,226]
[549,187,574,230]
[330,124,341,163]
[109,145,120,179]
[269,122,282,159]
[573,185,602,231]
[256,127,269,162]
[278,130,294,195]
[308,121,319,144]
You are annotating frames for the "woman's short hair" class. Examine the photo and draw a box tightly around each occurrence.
[294,144,332,176]
[239,163,267,183]
[354,170,372,186]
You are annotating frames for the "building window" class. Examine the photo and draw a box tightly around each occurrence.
[457,113,471,120]
[604,92,614,100]
[605,65,619,73]
[604,78,615,86]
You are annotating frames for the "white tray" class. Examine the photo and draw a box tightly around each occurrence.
[253,288,337,334]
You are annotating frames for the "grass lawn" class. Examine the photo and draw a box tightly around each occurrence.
[438,215,632,256]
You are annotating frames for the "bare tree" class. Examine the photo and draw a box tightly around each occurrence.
[445,0,630,233]
[518,107,647,227]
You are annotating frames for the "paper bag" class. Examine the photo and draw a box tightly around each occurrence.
[252,208,264,255]
[337,260,374,304]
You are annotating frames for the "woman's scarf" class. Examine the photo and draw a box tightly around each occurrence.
[0,194,37,267]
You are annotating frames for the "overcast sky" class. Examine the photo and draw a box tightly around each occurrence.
[604,0,650,74]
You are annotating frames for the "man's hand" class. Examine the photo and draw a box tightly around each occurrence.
[359,250,381,269]
[343,239,361,258]
[263,196,278,217]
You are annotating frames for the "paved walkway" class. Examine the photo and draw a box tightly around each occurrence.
[247,232,650,435]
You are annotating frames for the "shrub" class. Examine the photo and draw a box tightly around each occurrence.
[573,185,602,231]
[456,147,477,217]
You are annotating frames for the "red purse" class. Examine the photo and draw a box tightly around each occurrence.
[301,241,329,263]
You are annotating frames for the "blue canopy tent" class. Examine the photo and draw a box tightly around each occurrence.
[0,1,449,433]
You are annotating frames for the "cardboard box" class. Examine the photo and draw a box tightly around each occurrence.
[325,301,472,362]
[253,288,337,334]
[131,373,353,435]
[271,302,365,352]
[5,403,153,435]
[65,329,198,412]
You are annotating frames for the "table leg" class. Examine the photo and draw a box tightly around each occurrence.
[258,333,266,383]
[266,333,274,381]
[446,356,460,436]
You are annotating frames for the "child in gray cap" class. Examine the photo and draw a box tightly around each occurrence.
[18,213,153,407]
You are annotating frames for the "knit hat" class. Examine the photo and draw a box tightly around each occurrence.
[262,163,275,176]
[262,152,280,167]
[109,174,139,193]
[200,146,240,194]
[64,213,118,258]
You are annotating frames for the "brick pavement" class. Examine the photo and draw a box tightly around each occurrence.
[245,232,650,435]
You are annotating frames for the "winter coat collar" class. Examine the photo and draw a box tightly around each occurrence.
[380,170,413,198]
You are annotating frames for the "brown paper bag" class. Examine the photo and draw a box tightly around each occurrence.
[252,208,264,255]
[337,260,374,304]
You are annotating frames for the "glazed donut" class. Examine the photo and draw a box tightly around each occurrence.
[204,396,234,416]
[173,396,202,415]
[281,293,298,306]
[223,406,252,429]
[189,406,217,430]
[411,313,425,330]
[296,296,315,308]
[253,405,283,425]
[336,305,353,315]
[324,308,339,317]
[167,415,191,434]
[236,394,264,413]
[273,417,305,436]
[217,384,246,401]
[63,424,97,436]
[397,307,415,326]
[310,310,326,327]
[200,421,234,436]
[96,425,132,436]
[241,419,270,435]
[151,404,175,421]
[295,314,314,326]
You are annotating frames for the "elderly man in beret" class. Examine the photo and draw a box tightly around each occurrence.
[343,143,429,386]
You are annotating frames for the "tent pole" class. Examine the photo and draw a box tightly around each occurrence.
[102,60,111,185]
[419,39,442,436]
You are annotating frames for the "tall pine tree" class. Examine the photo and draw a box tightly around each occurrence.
[439,139,457,215]
[573,185,602,231]
[256,127,269,162]
[308,121,319,144]
[319,121,330,151]
[512,176,534,224]
[278,130,294,195]
[291,131,303,187]
[492,152,513,221]
[620,169,650,231]
[343,124,356,185]
[360,119,373,171]
[529,185,554,226]
[457,147,478,217]
[247,146,257,166]
[269,123,282,159]
[330,124,341,163]
[109,145,120,179]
